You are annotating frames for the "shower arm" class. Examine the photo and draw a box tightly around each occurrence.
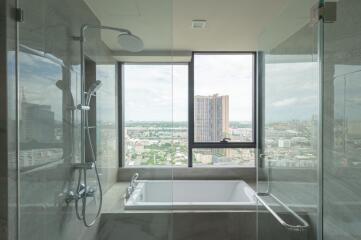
[79,24,131,110]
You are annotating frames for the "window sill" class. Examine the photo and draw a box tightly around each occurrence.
[117,167,256,181]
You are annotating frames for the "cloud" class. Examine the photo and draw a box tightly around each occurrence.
[272,98,297,107]
[272,96,316,108]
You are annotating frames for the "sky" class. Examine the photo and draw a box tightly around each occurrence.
[19,49,328,124]
[194,54,253,122]
[264,60,319,123]
[124,54,254,122]
[124,63,188,122]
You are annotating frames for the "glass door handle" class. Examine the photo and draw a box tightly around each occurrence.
[255,193,309,232]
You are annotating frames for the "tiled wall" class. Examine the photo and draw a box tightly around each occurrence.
[17,0,118,239]
[323,1,361,239]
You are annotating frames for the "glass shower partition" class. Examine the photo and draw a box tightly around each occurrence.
[17,0,175,239]
[256,0,323,239]
[322,0,361,239]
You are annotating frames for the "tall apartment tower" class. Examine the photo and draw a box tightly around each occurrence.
[194,94,229,142]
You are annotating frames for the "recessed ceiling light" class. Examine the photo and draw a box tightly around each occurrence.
[192,20,207,29]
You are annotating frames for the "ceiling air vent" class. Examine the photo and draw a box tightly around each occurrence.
[192,20,207,29]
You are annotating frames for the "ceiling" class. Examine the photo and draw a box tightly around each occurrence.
[83,0,312,61]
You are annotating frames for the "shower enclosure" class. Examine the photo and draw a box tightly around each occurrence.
[2,0,361,240]
[257,0,361,240]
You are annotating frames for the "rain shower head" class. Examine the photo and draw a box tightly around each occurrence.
[78,25,144,53]
[117,33,144,52]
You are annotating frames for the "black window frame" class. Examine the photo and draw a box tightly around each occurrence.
[188,51,257,167]
[118,52,257,168]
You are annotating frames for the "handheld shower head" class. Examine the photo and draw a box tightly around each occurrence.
[86,80,102,105]
[88,80,103,93]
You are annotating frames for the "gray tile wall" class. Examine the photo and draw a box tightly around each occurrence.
[98,211,313,240]
[98,212,256,240]
[323,1,361,239]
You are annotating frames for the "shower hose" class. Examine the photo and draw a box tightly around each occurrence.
[74,93,103,227]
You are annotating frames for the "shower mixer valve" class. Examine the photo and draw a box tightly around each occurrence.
[65,184,97,204]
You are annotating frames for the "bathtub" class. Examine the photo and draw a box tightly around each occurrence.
[124,180,256,210]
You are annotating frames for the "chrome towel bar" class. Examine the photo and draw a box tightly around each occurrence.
[255,192,309,232]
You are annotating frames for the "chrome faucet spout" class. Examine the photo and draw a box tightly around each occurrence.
[131,173,139,183]
[130,172,139,189]
[125,173,139,200]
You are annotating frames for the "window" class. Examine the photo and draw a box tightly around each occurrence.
[121,52,256,167]
[189,53,256,167]
[192,53,255,144]
[122,63,188,167]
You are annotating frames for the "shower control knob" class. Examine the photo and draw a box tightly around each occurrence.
[65,191,77,204]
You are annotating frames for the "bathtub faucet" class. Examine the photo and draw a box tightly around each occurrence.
[130,173,139,189]
[125,173,139,199]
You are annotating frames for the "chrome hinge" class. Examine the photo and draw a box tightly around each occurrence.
[319,2,337,23]
[15,8,24,22]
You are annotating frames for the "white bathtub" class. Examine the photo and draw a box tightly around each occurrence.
[124,180,256,210]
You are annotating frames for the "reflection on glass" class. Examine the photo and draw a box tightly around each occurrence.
[96,65,117,167]
[193,148,255,167]
[123,64,188,166]
[264,60,319,169]
[334,67,361,168]
[194,53,254,143]
[19,52,65,170]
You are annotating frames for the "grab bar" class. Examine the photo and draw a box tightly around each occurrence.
[255,192,309,232]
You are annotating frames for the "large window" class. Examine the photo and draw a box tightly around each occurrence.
[123,64,188,167]
[121,52,256,167]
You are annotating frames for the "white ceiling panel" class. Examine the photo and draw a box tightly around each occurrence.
[84,0,314,60]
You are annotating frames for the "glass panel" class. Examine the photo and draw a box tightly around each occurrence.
[193,53,254,143]
[256,0,321,239]
[323,1,361,239]
[193,148,255,167]
[17,0,174,239]
[123,64,188,167]
[95,65,118,167]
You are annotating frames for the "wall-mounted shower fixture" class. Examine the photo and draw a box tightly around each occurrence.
[66,24,144,228]
[76,80,102,111]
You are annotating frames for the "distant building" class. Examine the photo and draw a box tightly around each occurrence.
[20,98,55,143]
[194,94,229,142]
